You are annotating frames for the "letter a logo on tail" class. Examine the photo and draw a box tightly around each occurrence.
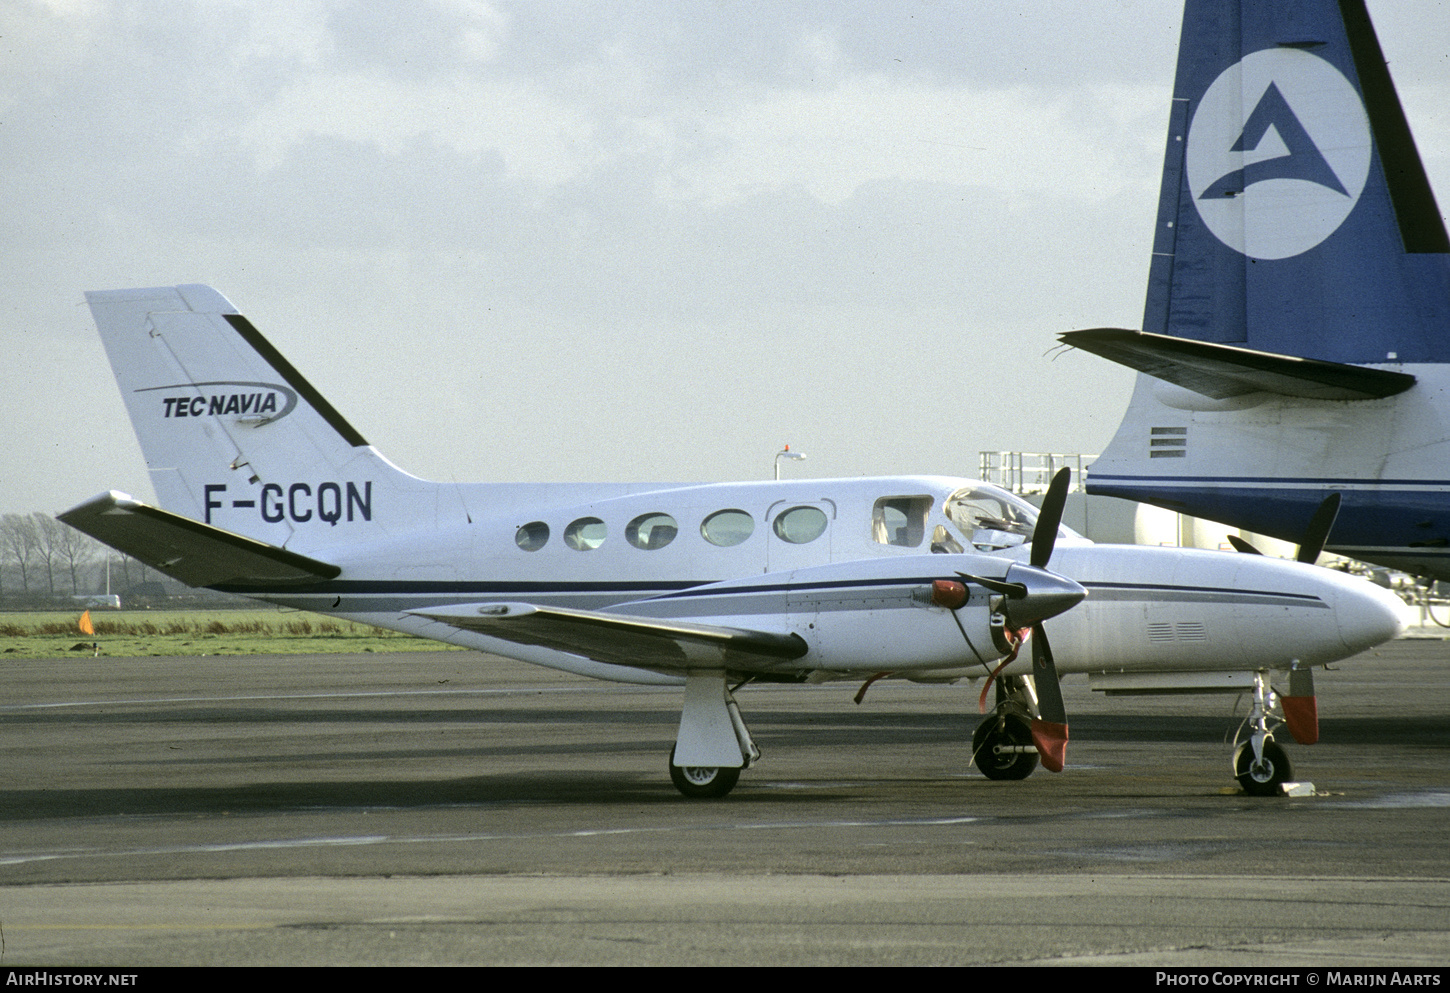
[1188,48,1371,260]
[1200,82,1350,199]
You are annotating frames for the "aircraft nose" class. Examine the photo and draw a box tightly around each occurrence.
[1331,578,1408,655]
[1001,563,1088,627]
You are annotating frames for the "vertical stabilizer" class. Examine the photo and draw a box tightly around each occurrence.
[1144,0,1450,363]
[1077,1,1450,579]
[86,285,435,547]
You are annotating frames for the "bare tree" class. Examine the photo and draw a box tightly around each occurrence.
[32,512,65,594]
[53,520,102,595]
[0,513,40,593]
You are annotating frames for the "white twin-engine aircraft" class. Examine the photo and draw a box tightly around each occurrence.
[61,285,1404,797]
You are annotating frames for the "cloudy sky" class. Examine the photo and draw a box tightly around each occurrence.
[4,0,1448,516]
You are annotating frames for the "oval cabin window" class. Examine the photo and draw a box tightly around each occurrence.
[564,516,607,551]
[626,512,678,550]
[701,509,755,547]
[772,505,828,544]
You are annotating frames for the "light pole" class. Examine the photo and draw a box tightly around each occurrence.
[774,445,807,480]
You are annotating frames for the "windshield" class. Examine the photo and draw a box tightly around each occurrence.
[943,483,1076,552]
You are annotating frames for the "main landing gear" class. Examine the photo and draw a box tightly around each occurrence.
[668,671,758,799]
[972,674,1041,781]
[669,746,741,799]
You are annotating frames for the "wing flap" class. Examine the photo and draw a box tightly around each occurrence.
[58,491,341,588]
[1060,328,1416,400]
[410,602,808,672]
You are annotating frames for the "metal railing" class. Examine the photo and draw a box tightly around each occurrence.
[978,452,1095,494]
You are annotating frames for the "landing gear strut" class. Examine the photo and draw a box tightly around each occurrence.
[669,671,757,799]
[1233,670,1295,796]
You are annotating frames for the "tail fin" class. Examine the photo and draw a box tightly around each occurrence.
[1118,0,1450,365]
[86,285,431,547]
[1064,1,1450,577]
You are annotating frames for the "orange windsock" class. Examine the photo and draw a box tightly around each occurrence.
[78,610,94,636]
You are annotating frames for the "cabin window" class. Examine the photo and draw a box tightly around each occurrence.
[773,505,828,544]
[515,521,549,551]
[564,516,607,551]
[701,509,754,547]
[871,495,931,547]
[627,512,678,550]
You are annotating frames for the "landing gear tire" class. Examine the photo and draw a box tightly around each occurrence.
[669,747,741,799]
[1234,738,1293,797]
[972,713,1039,781]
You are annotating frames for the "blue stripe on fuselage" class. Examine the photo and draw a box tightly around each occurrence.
[213,574,1327,615]
[1089,475,1450,553]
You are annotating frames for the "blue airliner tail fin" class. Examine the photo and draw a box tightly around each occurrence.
[1133,0,1450,365]
[1067,0,1450,580]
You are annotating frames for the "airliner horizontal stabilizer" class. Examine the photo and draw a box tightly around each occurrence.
[1061,328,1416,401]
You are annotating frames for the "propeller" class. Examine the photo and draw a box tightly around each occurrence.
[1029,621,1068,772]
[961,468,1077,772]
[957,465,1081,629]
[1226,492,1342,564]
[1297,492,1342,564]
[1025,466,1071,771]
[1031,465,1070,568]
[1226,534,1261,555]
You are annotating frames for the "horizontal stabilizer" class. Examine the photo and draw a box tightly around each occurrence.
[411,602,808,673]
[1060,328,1416,401]
[59,491,341,588]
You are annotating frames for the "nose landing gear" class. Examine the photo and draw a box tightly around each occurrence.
[1233,736,1293,796]
[1233,670,1296,796]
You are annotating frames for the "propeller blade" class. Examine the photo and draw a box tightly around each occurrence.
[1297,492,1342,564]
[1031,467,1072,569]
[1226,534,1262,555]
[1031,624,1066,725]
[956,572,1027,600]
[1028,622,1068,773]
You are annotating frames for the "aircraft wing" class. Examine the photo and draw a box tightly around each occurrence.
[58,491,341,588]
[410,602,809,673]
[1060,328,1417,400]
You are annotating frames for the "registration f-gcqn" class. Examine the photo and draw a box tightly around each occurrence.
[60,285,1405,797]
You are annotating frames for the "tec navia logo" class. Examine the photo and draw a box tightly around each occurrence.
[1187,47,1372,260]
[139,381,299,422]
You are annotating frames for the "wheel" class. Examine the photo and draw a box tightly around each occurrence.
[1233,738,1293,796]
[972,713,1039,781]
[669,747,741,798]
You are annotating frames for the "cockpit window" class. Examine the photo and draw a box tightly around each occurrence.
[626,512,678,550]
[944,484,1041,552]
[929,524,964,554]
[872,496,931,547]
